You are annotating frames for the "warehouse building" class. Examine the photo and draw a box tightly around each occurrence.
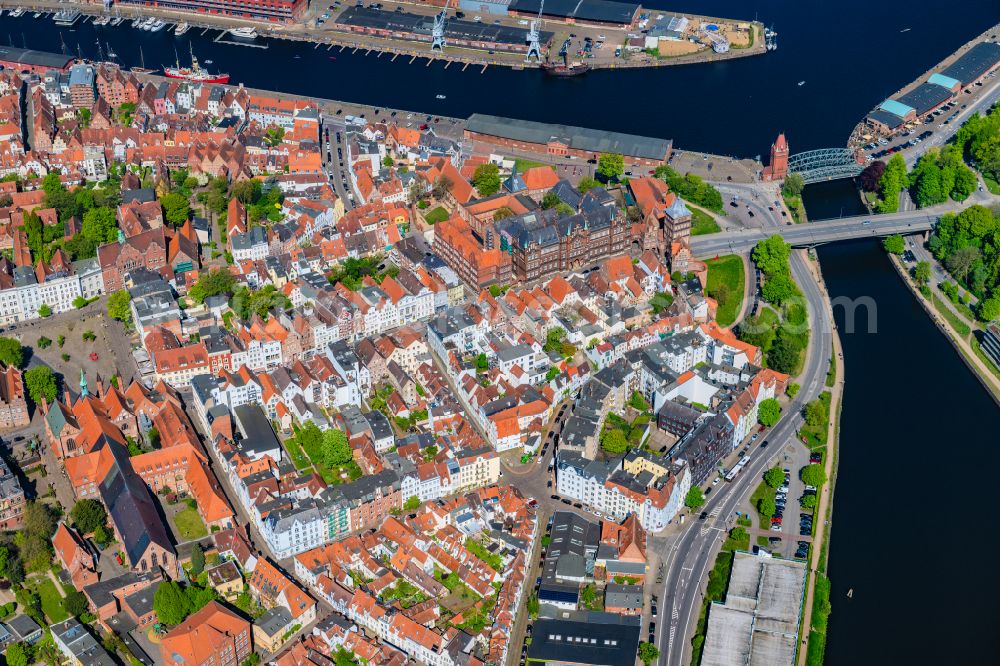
[940,41,1000,86]
[0,46,74,74]
[336,6,552,53]
[508,0,641,27]
[465,113,672,166]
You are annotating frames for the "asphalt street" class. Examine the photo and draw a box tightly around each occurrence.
[320,115,357,210]
[656,247,832,665]
[690,209,941,258]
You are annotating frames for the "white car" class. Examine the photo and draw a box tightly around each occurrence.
[518,19,528,25]
[474,15,481,22]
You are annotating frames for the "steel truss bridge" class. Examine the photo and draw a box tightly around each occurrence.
[787,148,864,183]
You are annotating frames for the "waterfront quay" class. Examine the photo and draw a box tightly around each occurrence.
[0,0,767,71]
[849,21,1000,151]
[127,66,759,188]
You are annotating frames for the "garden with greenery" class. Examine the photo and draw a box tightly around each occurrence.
[705,254,745,327]
[737,235,810,373]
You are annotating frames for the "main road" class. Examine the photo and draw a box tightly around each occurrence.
[690,208,941,258]
[655,246,833,665]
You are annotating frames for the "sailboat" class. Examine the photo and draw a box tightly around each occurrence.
[106,41,118,60]
[131,45,155,74]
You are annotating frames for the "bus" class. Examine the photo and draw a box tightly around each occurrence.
[724,455,752,482]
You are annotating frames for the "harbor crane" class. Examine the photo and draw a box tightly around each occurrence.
[431,10,447,51]
[526,0,543,61]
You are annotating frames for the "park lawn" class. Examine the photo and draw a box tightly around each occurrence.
[424,206,450,225]
[705,255,745,328]
[513,157,549,172]
[691,208,721,236]
[283,435,312,472]
[983,173,1000,195]
[931,294,972,337]
[174,507,208,540]
[784,195,807,223]
[31,577,68,623]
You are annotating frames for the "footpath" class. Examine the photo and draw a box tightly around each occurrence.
[796,296,842,666]
[889,255,1000,405]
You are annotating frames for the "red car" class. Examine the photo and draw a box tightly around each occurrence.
[89,352,99,361]
[771,517,782,525]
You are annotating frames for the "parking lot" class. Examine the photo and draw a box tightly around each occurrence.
[860,69,998,163]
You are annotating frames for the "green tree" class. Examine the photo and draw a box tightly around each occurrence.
[684,486,705,510]
[475,353,489,372]
[81,207,118,244]
[154,580,192,625]
[63,590,89,617]
[601,428,629,454]
[38,304,52,318]
[190,543,205,576]
[0,337,23,368]
[160,192,191,226]
[577,175,600,193]
[913,261,932,286]
[761,272,797,305]
[108,290,133,326]
[403,496,421,511]
[758,496,776,518]
[882,234,905,255]
[472,163,501,197]
[877,153,907,213]
[781,172,805,197]
[322,428,352,468]
[801,493,818,509]
[764,467,785,489]
[24,366,57,405]
[752,235,792,276]
[978,296,1000,322]
[597,153,624,182]
[493,206,514,221]
[805,399,827,427]
[188,268,236,304]
[5,642,28,666]
[801,463,827,487]
[264,127,285,147]
[786,382,800,398]
[541,192,562,209]
[766,332,801,374]
[758,398,781,427]
[70,499,107,534]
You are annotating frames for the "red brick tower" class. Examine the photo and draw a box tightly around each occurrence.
[762,133,789,181]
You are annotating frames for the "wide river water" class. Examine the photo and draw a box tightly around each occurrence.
[4,1,1000,661]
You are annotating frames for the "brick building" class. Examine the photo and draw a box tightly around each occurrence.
[160,601,252,666]
[0,364,29,429]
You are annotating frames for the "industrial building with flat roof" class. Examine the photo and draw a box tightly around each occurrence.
[0,46,74,74]
[465,113,672,166]
[336,6,552,52]
[509,0,641,26]
[701,552,807,666]
[528,611,641,666]
[940,41,1000,86]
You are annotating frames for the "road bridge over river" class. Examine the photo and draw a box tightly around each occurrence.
[689,208,940,258]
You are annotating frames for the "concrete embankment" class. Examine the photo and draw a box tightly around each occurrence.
[0,0,767,72]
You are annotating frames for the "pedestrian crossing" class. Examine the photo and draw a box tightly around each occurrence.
[669,625,677,644]
[700,505,724,535]
[671,605,679,620]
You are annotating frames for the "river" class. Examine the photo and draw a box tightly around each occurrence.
[819,239,1000,662]
[2,0,1000,156]
[5,1,1000,662]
